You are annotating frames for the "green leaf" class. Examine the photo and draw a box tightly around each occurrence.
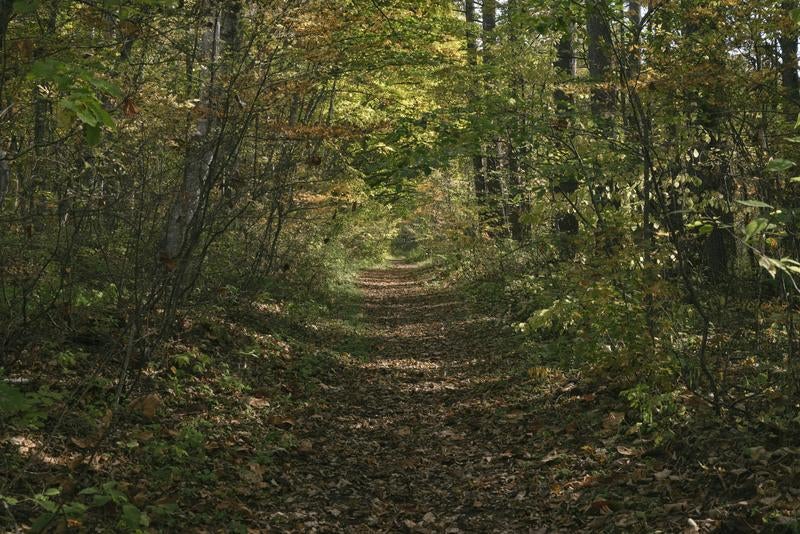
[13,0,40,13]
[86,99,114,128]
[0,495,19,506]
[698,223,714,236]
[744,218,769,241]
[122,504,145,528]
[35,497,57,513]
[29,58,60,79]
[765,159,795,173]
[736,199,773,209]
[63,501,88,518]
[88,76,122,98]
[759,256,780,278]
[61,98,97,127]
[43,487,60,496]
[0,381,29,416]
[29,512,55,533]
[92,495,112,507]
[84,124,101,146]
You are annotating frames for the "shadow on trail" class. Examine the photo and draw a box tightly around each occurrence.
[260,261,553,532]
[254,261,794,533]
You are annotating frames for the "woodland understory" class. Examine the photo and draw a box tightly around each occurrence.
[3,0,800,532]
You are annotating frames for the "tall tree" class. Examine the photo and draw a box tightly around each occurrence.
[161,2,241,265]
[481,0,504,232]
[465,0,485,210]
[781,0,800,121]
[553,21,579,240]
[587,0,615,133]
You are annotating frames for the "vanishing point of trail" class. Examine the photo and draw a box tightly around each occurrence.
[266,262,550,532]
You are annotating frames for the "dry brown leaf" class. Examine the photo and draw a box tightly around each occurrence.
[268,415,295,428]
[247,396,270,408]
[129,393,162,420]
[541,449,561,464]
[664,501,689,512]
[654,468,672,481]
[603,411,625,431]
[70,436,93,449]
[590,498,612,514]
[616,445,639,456]
[683,518,700,534]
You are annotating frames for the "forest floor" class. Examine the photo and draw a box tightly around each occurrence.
[3,261,799,532]
[258,261,798,533]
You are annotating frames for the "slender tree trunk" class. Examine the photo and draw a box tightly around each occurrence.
[465,0,485,208]
[0,0,12,104]
[587,1,614,133]
[623,2,642,133]
[0,0,7,207]
[553,23,579,244]
[683,5,732,282]
[781,0,800,122]
[0,150,8,207]
[506,0,528,241]
[161,3,240,265]
[482,0,505,233]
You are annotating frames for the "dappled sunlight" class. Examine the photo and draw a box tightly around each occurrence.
[5,435,77,467]
[359,358,441,371]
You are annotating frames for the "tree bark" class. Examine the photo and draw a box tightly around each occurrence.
[465,0,485,204]
[481,0,503,232]
[161,2,240,265]
[0,150,8,207]
[553,21,579,253]
[781,0,800,122]
[587,1,614,133]
[0,0,12,103]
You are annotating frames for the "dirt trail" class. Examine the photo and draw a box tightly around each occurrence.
[267,261,549,532]
[263,263,764,533]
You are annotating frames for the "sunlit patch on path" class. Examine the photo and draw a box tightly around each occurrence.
[254,261,752,532]
[257,261,556,531]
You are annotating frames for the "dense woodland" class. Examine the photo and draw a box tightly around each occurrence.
[3,0,800,531]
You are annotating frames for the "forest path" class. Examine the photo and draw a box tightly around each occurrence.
[266,261,556,532]
[255,263,781,533]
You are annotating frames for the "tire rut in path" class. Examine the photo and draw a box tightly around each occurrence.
[270,261,545,532]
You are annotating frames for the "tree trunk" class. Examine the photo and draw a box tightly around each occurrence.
[482,0,504,232]
[587,1,614,133]
[161,2,240,265]
[507,0,529,241]
[683,4,733,282]
[553,22,578,249]
[781,0,800,122]
[0,150,8,207]
[0,0,12,103]
[465,0,485,206]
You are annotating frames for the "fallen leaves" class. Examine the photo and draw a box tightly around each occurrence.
[602,411,625,432]
[128,393,162,420]
[541,449,561,464]
[9,264,799,533]
[247,395,270,409]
